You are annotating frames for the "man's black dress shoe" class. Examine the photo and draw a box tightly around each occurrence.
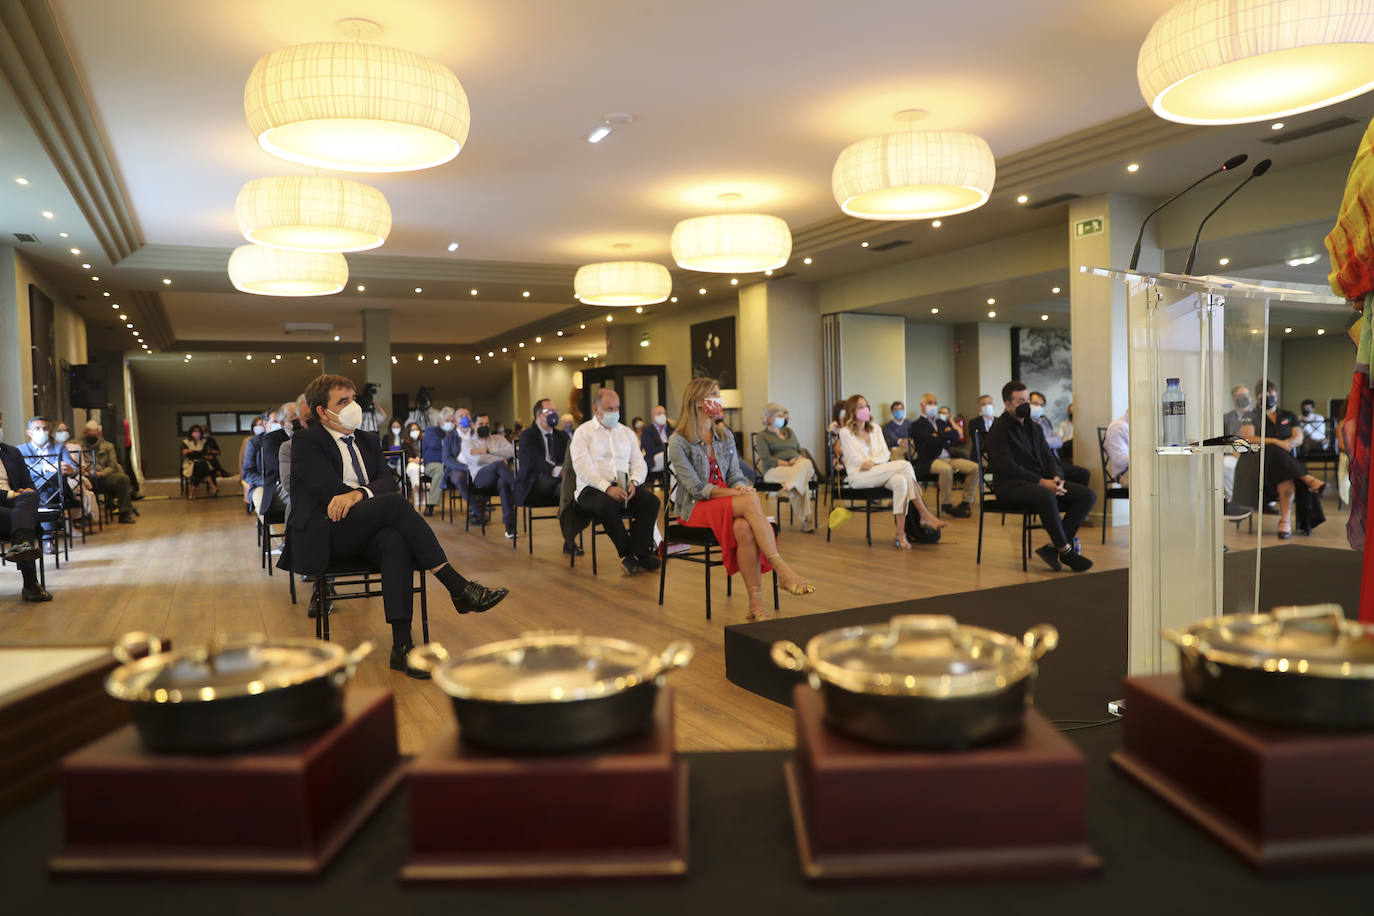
[4,540,39,563]
[118,515,136,524]
[306,594,335,618]
[390,643,431,679]
[21,583,53,602]
[1035,544,1062,572]
[563,541,584,556]
[423,505,434,517]
[942,503,972,518]
[635,552,662,572]
[452,581,508,614]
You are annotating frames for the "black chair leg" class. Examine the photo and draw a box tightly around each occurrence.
[772,570,779,610]
[704,543,711,621]
[419,572,430,644]
[977,507,985,564]
[658,549,668,605]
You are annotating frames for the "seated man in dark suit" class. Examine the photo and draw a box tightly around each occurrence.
[985,381,1096,573]
[640,405,673,475]
[278,374,508,678]
[910,393,976,517]
[966,394,997,449]
[0,420,50,601]
[242,414,268,511]
[516,398,578,553]
[259,401,295,516]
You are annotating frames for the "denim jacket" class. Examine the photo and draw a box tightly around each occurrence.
[667,429,748,520]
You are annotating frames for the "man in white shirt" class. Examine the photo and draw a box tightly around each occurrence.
[1299,399,1328,451]
[571,389,659,575]
[459,412,517,537]
[1104,413,1130,485]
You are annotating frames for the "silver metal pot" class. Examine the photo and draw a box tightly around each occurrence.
[771,614,1058,749]
[105,631,372,752]
[1163,604,1374,729]
[410,632,693,752]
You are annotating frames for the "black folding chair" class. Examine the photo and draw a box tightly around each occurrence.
[657,462,777,620]
[749,432,820,528]
[1095,426,1130,545]
[973,430,1041,570]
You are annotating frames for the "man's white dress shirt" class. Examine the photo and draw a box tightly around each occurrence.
[571,419,647,498]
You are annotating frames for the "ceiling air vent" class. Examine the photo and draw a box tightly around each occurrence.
[283,322,333,335]
[1262,116,1359,145]
[869,239,911,252]
[1027,193,1079,209]
[13,233,38,243]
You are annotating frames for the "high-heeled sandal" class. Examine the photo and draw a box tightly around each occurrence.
[894,537,913,550]
[745,586,774,622]
[767,554,816,595]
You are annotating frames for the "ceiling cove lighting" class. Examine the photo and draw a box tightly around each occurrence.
[244,42,470,172]
[574,261,672,306]
[235,176,391,252]
[671,214,792,273]
[227,245,347,297]
[1138,0,1374,125]
[832,122,996,220]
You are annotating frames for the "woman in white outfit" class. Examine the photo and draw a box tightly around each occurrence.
[756,403,816,532]
[838,394,946,549]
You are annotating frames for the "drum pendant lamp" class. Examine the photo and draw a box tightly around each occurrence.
[235,176,391,252]
[670,214,792,273]
[832,128,995,220]
[244,42,470,172]
[228,245,348,297]
[1138,0,1374,125]
[573,261,673,306]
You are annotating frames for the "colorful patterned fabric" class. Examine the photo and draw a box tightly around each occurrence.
[1327,118,1374,302]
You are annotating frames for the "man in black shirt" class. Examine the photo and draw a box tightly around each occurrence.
[985,381,1096,572]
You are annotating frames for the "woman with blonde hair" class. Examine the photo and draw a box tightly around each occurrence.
[668,378,814,621]
[838,393,946,549]
[756,402,816,532]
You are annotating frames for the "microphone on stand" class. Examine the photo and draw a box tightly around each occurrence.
[1128,153,1248,270]
[1182,159,1272,276]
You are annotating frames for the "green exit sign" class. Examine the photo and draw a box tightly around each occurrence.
[1074,217,1104,238]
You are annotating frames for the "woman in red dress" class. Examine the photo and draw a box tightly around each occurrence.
[667,377,814,621]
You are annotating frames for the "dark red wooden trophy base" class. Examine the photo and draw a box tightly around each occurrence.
[786,685,1099,883]
[402,686,686,884]
[50,688,404,877]
[1112,674,1374,872]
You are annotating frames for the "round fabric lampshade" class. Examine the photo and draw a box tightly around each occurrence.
[235,176,391,252]
[1138,0,1374,124]
[670,214,792,273]
[573,261,673,306]
[227,245,348,297]
[244,42,470,172]
[832,130,995,220]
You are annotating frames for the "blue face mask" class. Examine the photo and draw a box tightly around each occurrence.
[773,415,787,429]
[457,416,471,429]
[441,421,454,433]
[600,410,620,428]
[892,409,905,421]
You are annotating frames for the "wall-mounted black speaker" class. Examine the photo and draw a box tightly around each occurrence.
[69,363,108,409]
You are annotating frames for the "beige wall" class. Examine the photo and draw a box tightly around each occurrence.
[138,400,259,480]
[905,322,957,413]
[838,313,905,424]
[605,299,738,414]
[0,249,90,441]
[1282,335,1355,416]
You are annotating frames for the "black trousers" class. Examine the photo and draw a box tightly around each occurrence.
[576,486,660,559]
[1061,463,1091,487]
[995,479,1097,549]
[327,493,448,623]
[0,490,39,583]
[525,474,561,506]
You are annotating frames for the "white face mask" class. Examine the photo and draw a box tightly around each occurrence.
[1030,404,1044,419]
[652,413,667,426]
[980,404,995,419]
[29,429,48,446]
[924,404,938,419]
[441,421,455,433]
[55,431,70,444]
[266,422,281,433]
[252,425,265,436]
[409,429,420,440]
[329,401,363,431]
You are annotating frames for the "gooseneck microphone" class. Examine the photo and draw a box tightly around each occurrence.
[1128,153,1248,270]
[1182,159,1272,276]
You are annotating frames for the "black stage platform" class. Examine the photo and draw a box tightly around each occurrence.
[724,546,1363,719]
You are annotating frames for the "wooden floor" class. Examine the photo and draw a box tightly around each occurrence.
[0,480,1353,755]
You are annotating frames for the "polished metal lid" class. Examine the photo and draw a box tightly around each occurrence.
[1165,605,1374,678]
[772,615,1057,697]
[412,632,694,703]
[105,632,371,703]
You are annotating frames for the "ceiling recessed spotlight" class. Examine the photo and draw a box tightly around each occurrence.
[729,278,739,286]
[447,242,459,252]
[41,211,53,219]
[391,355,398,363]
[764,269,773,277]
[275,354,281,359]
[141,344,148,350]
[1218,257,1230,266]
[15,177,28,185]
[931,220,942,228]
[161,278,171,285]
[557,330,565,336]
[1052,286,1061,294]
[502,347,508,353]
[606,315,613,322]
[803,257,813,265]
[988,310,997,318]
[1286,254,1322,267]
[433,358,439,364]
[356,284,365,292]
[635,306,643,313]
[557,356,564,362]
[91,276,99,281]
[445,354,451,361]
[1285,327,1293,333]
[931,307,939,314]
[418,353,425,361]
[860,241,870,248]
[1126,163,1140,173]
[246,354,252,360]
[118,313,126,320]
[579,324,586,329]
[987,297,996,305]
[669,296,678,302]
[1016,194,1029,205]
[111,303,118,309]
[698,288,707,295]
[69,248,79,255]
[102,292,110,297]
[519,342,525,348]
[535,336,542,343]
[414,287,422,293]
[470,289,478,296]
[58,232,68,238]
[125,322,133,328]
[475,355,481,361]
[530,356,535,362]
[1271,122,1285,131]
[185,354,192,360]
[1318,328,1326,335]
[352,357,358,364]
[81,263,91,269]
[586,124,612,144]
[1041,314,1049,321]
[522,290,530,298]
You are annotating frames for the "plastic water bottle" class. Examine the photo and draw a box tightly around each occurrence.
[1162,377,1186,447]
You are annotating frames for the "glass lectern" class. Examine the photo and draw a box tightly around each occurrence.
[1082,268,1343,674]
